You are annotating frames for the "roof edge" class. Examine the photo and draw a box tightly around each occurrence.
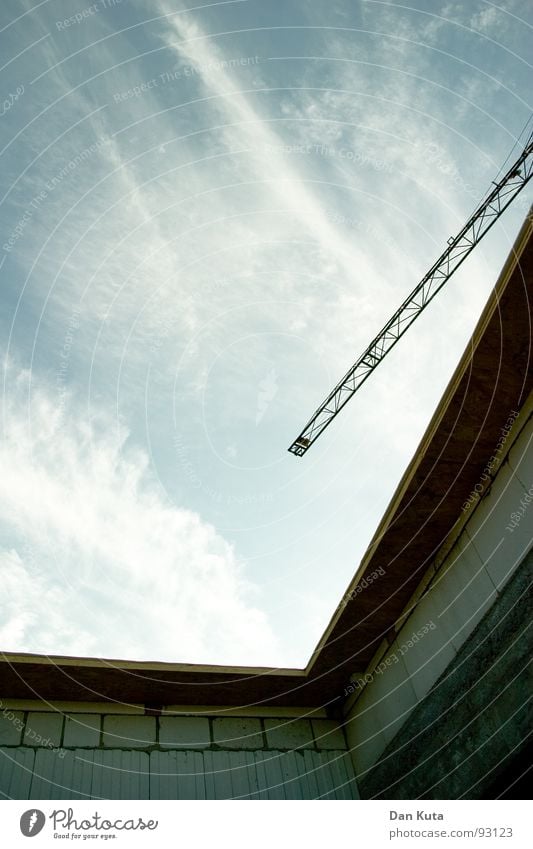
[306,207,533,672]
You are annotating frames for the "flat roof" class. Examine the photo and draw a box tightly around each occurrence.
[2,210,532,710]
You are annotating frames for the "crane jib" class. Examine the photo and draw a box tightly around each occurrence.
[288,131,533,457]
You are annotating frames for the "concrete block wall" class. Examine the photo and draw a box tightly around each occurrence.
[357,551,532,798]
[344,402,533,780]
[0,710,358,799]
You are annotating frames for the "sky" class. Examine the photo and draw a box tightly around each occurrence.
[0,0,531,667]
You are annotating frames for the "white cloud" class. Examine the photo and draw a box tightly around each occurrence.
[0,366,281,665]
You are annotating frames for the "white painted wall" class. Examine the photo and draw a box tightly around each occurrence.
[344,396,533,779]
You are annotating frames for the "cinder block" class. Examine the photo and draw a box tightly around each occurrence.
[0,710,24,745]
[30,749,93,800]
[321,751,360,799]
[345,651,418,777]
[436,531,497,652]
[212,718,263,750]
[24,712,63,748]
[0,746,35,799]
[311,719,347,750]
[397,583,456,701]
[507,411,533,491]
[102,715,156,748]
[63,714,101,748]
[466,461,531,590]
[253,750,287,799]
[226,750,261,799]
[264,719,314,750]
[92,749,150,798]
[159,716,210,749]
[203,749,237,798]
[150,750,206,799]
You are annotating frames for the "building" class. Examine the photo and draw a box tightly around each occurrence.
[1,211,532,800]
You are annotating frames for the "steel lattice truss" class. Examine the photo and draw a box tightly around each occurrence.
[289,131,533,456]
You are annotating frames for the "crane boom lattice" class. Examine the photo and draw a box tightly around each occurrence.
[288,131,533,457]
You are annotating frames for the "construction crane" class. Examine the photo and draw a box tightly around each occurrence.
[288,129,533,457]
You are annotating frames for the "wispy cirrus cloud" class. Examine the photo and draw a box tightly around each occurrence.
[155,3,379,285]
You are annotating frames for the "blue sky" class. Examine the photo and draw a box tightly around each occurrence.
[0,0,531,666]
